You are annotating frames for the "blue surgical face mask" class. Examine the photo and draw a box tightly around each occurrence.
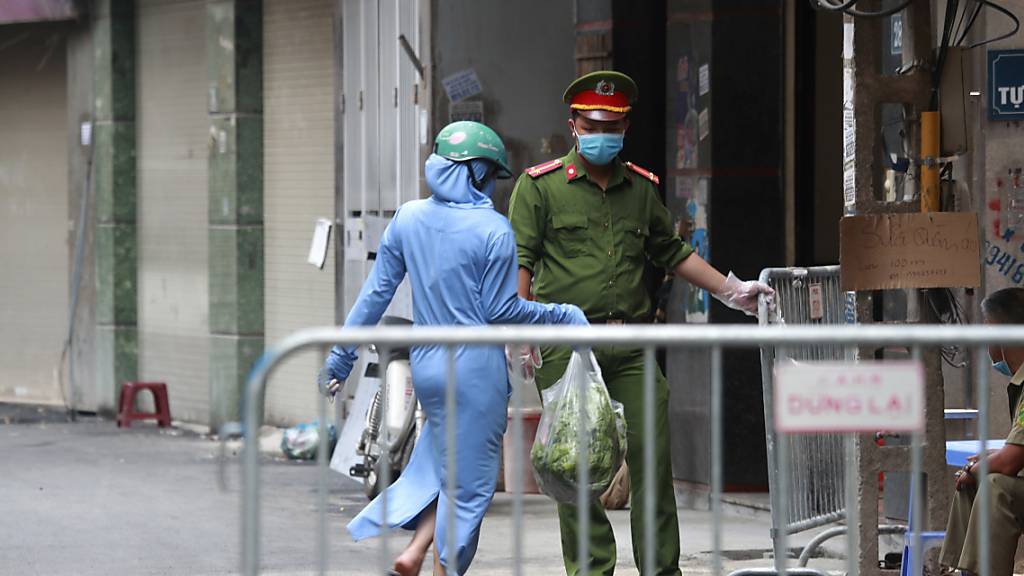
[995,361,1014,377]
[991,347,1015,377]
[576,132,624,165]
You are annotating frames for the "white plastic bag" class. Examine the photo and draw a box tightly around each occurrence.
[530,350,626,503]
[281,421,337,461]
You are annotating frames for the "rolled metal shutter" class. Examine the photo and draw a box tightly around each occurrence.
[263,0,336,424]
[0,25,69,406]
[136,0,211,423]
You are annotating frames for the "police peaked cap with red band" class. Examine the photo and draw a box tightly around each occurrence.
[563,70,638,121]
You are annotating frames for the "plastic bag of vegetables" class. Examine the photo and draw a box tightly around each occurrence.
[530,349,626,503]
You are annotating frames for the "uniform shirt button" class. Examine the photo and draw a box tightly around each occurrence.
[608,280,614,286]
[603,222,609,228]
[607,249,614,257]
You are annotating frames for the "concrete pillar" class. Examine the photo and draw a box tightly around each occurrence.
[844,2,950,574]
[206,0,264,431]
[93,0,137,416]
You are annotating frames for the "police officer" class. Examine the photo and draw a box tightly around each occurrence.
[941,287,1024,576]
[508,70,773,575]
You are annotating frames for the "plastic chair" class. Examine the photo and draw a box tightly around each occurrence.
[899,481,945,576]
[900,408,982,574]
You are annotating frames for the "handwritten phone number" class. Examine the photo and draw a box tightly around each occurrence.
[984,240,1024,282]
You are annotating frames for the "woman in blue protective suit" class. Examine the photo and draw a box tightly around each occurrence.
[320,121,588,575]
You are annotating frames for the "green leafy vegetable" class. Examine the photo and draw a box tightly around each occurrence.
[531,352,627,503]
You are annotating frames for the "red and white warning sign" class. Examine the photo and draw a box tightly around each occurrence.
[808,283,824,320]
[774,361,924,433]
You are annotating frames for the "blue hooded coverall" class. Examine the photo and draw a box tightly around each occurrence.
[329,154,586,574]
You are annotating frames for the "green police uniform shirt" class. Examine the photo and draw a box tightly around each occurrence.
[508,148,694,321]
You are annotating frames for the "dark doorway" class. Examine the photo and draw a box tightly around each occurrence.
[795,3,843,267]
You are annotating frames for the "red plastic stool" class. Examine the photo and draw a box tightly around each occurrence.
[117,382,172,428]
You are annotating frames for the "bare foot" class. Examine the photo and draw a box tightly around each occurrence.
[393,546,426,576]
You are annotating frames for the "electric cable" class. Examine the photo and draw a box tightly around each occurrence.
[950,1,983,44]
[881,110,911,172]
[965,0,1020,49]
[928,288,968,368]
[952,0,967,43]
[932,0,961,110]
[810,0,913,18]
[957,1,984,45]
[51,31,100,421]
[812,0,861,11]
[58,127,94,422]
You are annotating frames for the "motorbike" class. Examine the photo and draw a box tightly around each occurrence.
[346,316,424,499]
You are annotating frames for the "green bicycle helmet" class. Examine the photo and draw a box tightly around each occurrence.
[433,121,514,179]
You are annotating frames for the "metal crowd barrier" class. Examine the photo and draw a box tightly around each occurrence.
[235,323,1020,576]
[757,268,850,549]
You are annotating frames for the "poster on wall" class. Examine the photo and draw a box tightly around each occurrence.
[685,178,711,323]
[666,15,712,324]
[442,68,483,103]
[449,100,484,123]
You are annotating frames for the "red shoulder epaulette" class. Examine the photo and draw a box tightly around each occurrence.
[525,159,563,178]
[625,161,660,185]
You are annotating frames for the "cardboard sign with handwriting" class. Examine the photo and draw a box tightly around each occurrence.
[840,212,980,291]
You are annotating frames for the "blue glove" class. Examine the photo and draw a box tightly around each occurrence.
[320,346,355,399]
[562,304,589,326]
[316,366,342,402]
[558,304,590,353]
[325,346,355,381]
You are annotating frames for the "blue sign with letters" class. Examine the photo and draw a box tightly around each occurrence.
[989,50,1024,120]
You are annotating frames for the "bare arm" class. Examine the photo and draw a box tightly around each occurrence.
[672,253,727,293]
[518,267,533,300]
[970,443,1024,477]
[671,253,774,316]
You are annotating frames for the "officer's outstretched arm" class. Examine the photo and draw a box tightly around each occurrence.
[673,253,726,294]
[673,254,774,317]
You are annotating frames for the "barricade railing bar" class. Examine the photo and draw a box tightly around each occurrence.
[758,267,849,541]
[238,323,1018,576]
[756,266,860,571]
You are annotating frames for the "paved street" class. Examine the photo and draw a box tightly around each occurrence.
[0,406,883,575]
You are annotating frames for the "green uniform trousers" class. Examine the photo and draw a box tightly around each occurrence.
[536,345,681,576]
[939,473,1024,576]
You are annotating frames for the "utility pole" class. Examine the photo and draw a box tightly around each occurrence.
[843,1,950,574]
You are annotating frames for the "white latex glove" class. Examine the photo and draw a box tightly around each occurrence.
[506,345,543,381]
[712,272,775,317]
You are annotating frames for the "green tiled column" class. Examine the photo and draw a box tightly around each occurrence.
[207,0,263,430]
[93,0,137,415]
